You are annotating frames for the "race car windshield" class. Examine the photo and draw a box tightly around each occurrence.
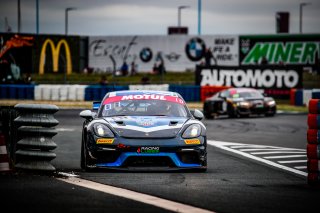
[100,99,188,117]
[232,90,264,99]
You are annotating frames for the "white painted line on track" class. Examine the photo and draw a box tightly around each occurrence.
[264,155,306,159]
[230,145,268,149]
[251,151,306,155]
[207,140,308,177]
[56,128,75,132]
[58,172,79,177]
[295,166,307,169]
[239,148,302,152]
[58,176,215,213]
[278,160,308,164]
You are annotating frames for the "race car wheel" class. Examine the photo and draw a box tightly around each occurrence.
[227,104,237,118]
[204,112,214,119]
[265,112,275,117]
[80,139,85,169]
[82,136,95,172]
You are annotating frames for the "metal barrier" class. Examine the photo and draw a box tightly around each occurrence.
[13,104,59,172]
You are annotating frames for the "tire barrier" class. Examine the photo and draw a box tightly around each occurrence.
[84,85,129,101]
[0,84,35,100]
[129,84,169,91]
[0,106,18,170]
[13,104,59,172]
[34,84,86,101]
[2,84,318,103]
[0,133,11,172]
[307,98,320,185]
[290,89,320,107]
[169,85,200,102]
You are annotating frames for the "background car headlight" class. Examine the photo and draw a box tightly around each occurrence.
[267,100,276,106]
[182,124,201,138]
[93,123,114,137]
[237,101,250,107]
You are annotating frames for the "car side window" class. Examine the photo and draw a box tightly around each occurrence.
[219,90,229,99]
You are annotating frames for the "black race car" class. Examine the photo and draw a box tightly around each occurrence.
[80,90,207,171]
[203,88,276,119]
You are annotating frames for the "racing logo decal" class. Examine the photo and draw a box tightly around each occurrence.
[184,139,201,144]
[103,94,185,105]
[96,138,114,144]
[139,47,153,62]
[185,37,206,61]
[137,147,160,154]
[136,117,155,127]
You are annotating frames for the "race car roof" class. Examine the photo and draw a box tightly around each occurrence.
[108,90,179,97]
[103,90,185,105]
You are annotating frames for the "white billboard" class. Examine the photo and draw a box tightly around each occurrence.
[89,35,239,73]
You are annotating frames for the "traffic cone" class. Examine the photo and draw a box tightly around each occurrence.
[0,134,11,172]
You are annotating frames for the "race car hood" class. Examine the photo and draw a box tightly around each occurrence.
[104,116,188,138]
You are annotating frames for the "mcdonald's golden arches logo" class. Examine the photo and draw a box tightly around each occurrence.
[39,39,72,75]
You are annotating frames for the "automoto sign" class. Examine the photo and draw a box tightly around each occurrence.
[196,65,302,89]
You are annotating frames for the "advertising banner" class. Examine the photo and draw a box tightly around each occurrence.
[88,35,239,73]
[239,34,320,66]
[195,65,303,89]
[0,33,34,83]
[33,35,81,75]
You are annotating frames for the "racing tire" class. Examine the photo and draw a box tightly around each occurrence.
[82,137,95,172]
[227,104,237,118]
[204,112,214,119]
[265,112,275,117]
[80,139,85,169]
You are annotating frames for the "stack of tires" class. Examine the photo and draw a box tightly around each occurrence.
[307,99,320,185]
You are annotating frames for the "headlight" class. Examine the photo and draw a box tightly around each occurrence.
[267,100,276,106]
[182,124,201,138]
[93,123,114,137]
[237,101,250,107]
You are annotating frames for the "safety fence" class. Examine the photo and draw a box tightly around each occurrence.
[1,84,320,104]
[307,99,320,185]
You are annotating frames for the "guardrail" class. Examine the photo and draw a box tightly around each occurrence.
[13,104,59,172]
[307,99,320,185]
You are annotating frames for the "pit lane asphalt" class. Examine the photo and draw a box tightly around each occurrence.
[1,109,319,213]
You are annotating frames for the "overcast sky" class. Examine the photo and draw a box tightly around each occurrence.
[0,0,319,36]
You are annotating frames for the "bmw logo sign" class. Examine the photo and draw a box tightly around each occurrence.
[139,47,153,62]
[185,37,206,61]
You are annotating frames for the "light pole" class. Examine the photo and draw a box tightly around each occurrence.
[198,0,201,35]
[299,2,311,33]
[65,7,76,35]
[17,0,21,33]
[178,5,190,27]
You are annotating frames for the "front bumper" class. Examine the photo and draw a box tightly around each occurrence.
[86,134,207,169]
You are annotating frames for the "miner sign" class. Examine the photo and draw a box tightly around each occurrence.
[195,65,302,89]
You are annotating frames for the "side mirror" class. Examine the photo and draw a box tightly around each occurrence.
[79,110,94,120]
[190,109,204,121]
